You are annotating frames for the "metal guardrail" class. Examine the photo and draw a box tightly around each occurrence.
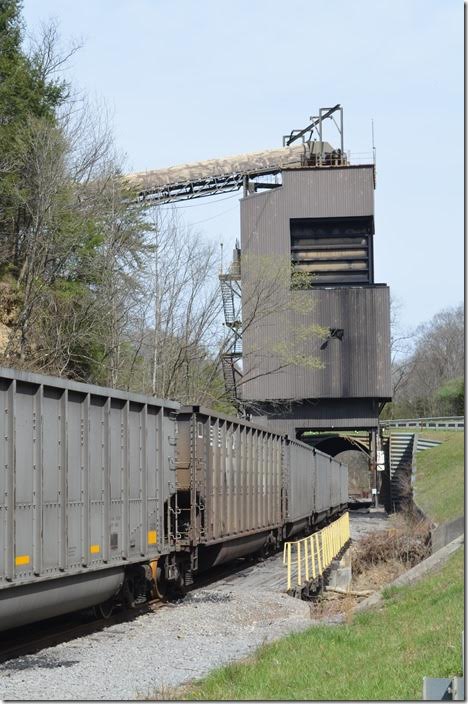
[283,512,350,591]
[380,417,464,431]
[423,633,464,700]
[423,676,464,700]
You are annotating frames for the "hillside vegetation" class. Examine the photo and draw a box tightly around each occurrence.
[414,431,464,524]
[186,548,464,701]
[0,1,231,411]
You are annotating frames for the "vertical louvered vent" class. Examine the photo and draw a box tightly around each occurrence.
[291,216,374,285]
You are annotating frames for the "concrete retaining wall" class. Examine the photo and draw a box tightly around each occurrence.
[431,515,464,553]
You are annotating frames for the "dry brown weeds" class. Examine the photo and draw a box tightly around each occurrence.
[351,513,431,577]
[309,512,432,620]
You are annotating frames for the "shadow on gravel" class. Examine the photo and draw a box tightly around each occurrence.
[184,592,233,604]
[3,654,80,671]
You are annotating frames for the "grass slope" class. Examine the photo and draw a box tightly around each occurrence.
[187,548,463,701]
[414,431,464,523]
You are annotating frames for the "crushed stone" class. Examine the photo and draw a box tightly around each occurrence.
[0,510,387,700]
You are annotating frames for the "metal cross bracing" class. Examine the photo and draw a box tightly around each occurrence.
[136,172,247,205]
[129,145,346,205]
[283,103,344,151]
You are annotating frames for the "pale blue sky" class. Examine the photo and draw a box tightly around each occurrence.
[23,0,463,331]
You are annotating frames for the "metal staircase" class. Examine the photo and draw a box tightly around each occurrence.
[383,432,445,512]
[219,246,242,403]
[388,433,444,511]
[416,437,442,451]
[221,356,240,399]
[389,433,418,511]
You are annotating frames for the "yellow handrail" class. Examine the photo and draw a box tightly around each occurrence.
[283,512,350,591]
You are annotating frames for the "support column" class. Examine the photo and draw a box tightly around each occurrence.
[369,427,379,507]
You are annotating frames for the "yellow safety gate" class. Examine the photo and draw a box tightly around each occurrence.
[283,512,350,591]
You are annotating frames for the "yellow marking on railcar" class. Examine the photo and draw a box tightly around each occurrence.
[15,555,30,566]
[90,544,100,554]
[147,530,157,545]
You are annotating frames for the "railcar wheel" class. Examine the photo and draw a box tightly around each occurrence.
[122,576,136,608]
[154,563,168,600]
[167,574,186,600]
[94,599,114,619]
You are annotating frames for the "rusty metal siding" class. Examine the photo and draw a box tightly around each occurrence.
[242,285,391,402]
[240,165,390,410]
[0,367,178,592]
[176,407,284,546]
[241,166,375,258]
[176,408,348,543]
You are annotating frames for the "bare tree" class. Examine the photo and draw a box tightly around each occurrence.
[124,208,225,405]
[389,296,415,396]
[233,252,328,406]
[0,91,151,383]
[391,303,464,416]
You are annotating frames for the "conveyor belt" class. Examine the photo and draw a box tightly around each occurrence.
[125,140,336,204]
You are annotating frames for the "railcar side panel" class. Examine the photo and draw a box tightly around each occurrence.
[1,366,349,632]
[176,408,284,548]
[284,437,317,524]
[0,367,178,594]
[315,449,331,515]
[330,459,341,510]
[340,462,349,505]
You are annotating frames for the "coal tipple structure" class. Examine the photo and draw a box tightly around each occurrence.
[240,164,391,430]
[128,105,392,500]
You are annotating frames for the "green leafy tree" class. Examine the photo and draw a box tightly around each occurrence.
[0,4,229,407]
[434,377,464,416]
[0,0,70,270]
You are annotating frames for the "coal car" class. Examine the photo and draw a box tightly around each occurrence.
[0,371,347,632]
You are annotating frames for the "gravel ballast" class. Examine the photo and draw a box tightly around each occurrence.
[0,510,387,700]
[0,583,311,700]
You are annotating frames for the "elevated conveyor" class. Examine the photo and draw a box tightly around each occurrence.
[125,140,337,204]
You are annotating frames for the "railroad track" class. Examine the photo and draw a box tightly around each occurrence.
[0,554,270,665]
[0,600,166,665]
[1,516,354,665]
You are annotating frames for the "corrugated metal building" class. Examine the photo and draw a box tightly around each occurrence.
[239,164,391,434]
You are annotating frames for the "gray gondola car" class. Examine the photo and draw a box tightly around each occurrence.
[174,407,348,576]
[0,367,178,631]
[340,463,349,506]
[329,457,341,511]
[283,436,316,538]
[315,448,340,521]
[0,375,348,632]
[174,406,284,571]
